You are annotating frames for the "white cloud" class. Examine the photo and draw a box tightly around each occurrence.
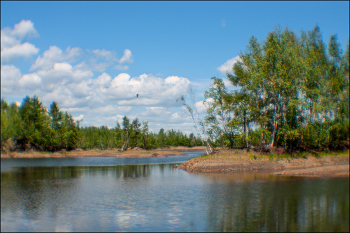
[101,74,190,106]
[217,55,241,75]
[222,78,232,87]
[18,73,41,90]
[165,76,190,85]
[73,114,84,121]
[1,33,20,50]
[194,101,208,114]
[32,72,192,129]
[30,46,82,71]
[119,49,133,64]
[1,42,39,61]
[37,62,93,85]
[11,20,39,39]
[1,20,39,62]
[92,49,117,61]
[1,21,200,134]
[93,72,112,87]
[110,73,131,87]
[113,64,129,70]
[1,20,38,48]
[1,64,22,94]
[83,48,120,72]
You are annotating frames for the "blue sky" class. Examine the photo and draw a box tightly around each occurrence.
[1,1,349,134]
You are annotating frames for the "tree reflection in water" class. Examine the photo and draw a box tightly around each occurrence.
[205,177,349,232]
[1,165,349,232]
[1,164,155,220]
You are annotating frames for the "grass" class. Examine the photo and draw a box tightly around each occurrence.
[193,148,349,164]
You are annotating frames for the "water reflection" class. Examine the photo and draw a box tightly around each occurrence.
[205,177,349,232]
[1,163,177,181]
[1,163,349,232]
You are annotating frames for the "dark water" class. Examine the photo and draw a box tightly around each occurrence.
[1,152,349,232]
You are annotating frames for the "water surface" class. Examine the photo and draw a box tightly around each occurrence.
[1,152,349,232]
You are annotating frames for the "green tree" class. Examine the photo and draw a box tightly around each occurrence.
[223,25,349,152]
[131,118,141,147]
[19,95,51,150]
[121,116,130,151]
[205,77,235,148]
[141,121,149,149]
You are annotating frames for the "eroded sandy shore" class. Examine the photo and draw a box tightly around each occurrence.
[175,149,349,178]
[0,146,206,159]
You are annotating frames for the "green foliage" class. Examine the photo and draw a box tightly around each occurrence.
[1,96,79,152]
[206,25,349,153]
[0,95,203,153]
[204,77,236,148]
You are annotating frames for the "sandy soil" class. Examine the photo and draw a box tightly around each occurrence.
[0,146,205,159]
[175,149,349,178]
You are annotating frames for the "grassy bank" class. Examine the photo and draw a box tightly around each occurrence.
[175,149,349,177]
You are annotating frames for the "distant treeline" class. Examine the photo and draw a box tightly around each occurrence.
[1,96,202,152]
[195,25,349,153]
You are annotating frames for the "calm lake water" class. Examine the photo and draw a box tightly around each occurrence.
[1,151,349,232]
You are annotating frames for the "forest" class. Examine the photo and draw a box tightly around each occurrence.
[1,25,349,154]
[188,26,349,153]
[0,96,202,152]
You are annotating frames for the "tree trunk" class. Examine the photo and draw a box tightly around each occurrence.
[244,109,249,148]
[100,136,104,150]
[143,135,146,149]
[269,106,278,147]
[122,131,129,151]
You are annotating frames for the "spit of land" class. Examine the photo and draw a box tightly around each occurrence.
[175,149,349,178]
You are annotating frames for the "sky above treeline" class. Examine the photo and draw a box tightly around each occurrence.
[1,1,349,135]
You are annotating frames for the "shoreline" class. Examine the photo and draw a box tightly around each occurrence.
[174,149,349,178]
[2,147,348,178]
[0,146,206,159]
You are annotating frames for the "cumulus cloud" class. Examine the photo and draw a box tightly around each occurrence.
[30,46,82,71]
[86,49,119,72]
[18,73,41,90]
[37,62,93,86]
[1,20,198,133]
[217,55,241,75]
[194,100,209,114]
[1,64,22,94]
[11,20,39,39]
[1,20,39,62]
[93,72,112,87]
[119,49,133,64]
[6,66,191,120]
[1,42,39,61]
[101,73,190,106]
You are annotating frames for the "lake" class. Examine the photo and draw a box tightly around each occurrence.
[1,151,349,232]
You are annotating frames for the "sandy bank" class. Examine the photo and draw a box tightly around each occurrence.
[0,146,206,159]
[175,149,349,178]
